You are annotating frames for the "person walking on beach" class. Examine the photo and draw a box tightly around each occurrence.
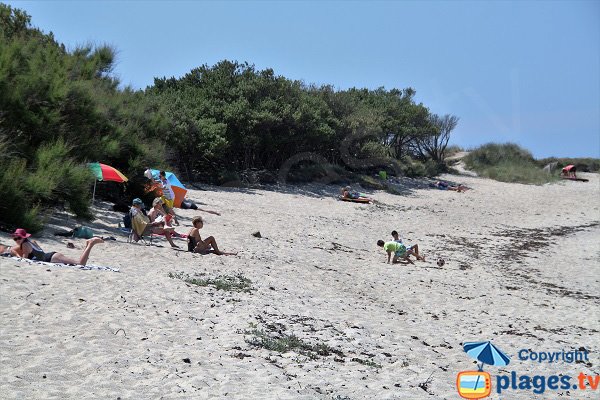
[9,228,104,265]
[377,239,425,264]
[187,216,236,255]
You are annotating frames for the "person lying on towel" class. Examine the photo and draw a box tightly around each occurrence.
[8,228,103,266]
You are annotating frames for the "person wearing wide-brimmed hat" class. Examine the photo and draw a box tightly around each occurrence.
[9,228,104,265]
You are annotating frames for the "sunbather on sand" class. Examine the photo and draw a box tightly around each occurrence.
[9,228,103,265]
[187,216,236,256]
[433,181,469,192]
[340,186,373,201]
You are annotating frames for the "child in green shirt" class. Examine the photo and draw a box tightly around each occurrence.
[377,239,425,264]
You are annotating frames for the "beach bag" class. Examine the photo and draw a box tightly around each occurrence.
[122,213,132,229]
[72,226,94,239]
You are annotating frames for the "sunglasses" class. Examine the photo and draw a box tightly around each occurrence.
[13,237,23,241]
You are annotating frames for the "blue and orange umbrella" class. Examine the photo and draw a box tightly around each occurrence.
[88,162,128,202]
[146,169,187,208]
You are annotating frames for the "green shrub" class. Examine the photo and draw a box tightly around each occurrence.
[169,272,253,293]
[245,329,337,360]
[218,170,241,185]
[0,157,31,228]
[20,204,43,232]
[286,162,345,183]
[0,139,94,231]
[464,143,556,184]
[464,143,535,169]
[395,156,445,177]
[358,174,385,190]
[424,159,445,177]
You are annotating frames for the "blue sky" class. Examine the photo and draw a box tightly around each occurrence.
[6,0,600,158]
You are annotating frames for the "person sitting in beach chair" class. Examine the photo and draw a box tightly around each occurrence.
[8,228,104,266]
[391,231,424,261]
[377,239,425,264]
[130,198,179,248]
[187,216,236,256]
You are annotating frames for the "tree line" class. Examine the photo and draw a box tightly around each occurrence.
[0,4,458,230]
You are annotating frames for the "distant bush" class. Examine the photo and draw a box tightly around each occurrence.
[444,145,464,158]
[358,175,386,190]
[395,156,445,178]
[464,143,556,185]
[286,162,349,184]
[536,157,600,173]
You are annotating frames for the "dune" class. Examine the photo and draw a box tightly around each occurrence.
[1,173,599,399]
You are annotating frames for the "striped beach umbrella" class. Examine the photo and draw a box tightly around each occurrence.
[463,341,510,394]
[88,162,128,202]
[464,341,511,368]
[88,162,128,183]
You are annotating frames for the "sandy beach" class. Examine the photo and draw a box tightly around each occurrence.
[1,173,599,399]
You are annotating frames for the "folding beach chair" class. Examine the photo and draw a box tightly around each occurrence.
[126,210,153,246]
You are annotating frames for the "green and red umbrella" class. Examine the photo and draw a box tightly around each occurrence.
[88,162,128,183]
[88,162,128,202]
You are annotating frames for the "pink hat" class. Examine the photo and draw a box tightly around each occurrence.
[11,228,31,239]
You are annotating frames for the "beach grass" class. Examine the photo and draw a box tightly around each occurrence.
[245,328,338,360]
[168,272,253,293]
[464,143,558,184]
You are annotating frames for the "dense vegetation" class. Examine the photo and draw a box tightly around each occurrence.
[463,143,558,185]
[147,62,456,183]
[0,4,461,231]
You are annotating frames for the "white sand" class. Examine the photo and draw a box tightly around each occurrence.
[1,173,599,399]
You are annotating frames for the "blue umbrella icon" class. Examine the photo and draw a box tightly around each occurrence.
[464,341,511,369]
[463,341,510,392]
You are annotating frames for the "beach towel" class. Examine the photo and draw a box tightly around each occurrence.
[1,255,120,272]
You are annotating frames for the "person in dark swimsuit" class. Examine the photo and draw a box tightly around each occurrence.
[187,216,236,256]
[10,228,104,265]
